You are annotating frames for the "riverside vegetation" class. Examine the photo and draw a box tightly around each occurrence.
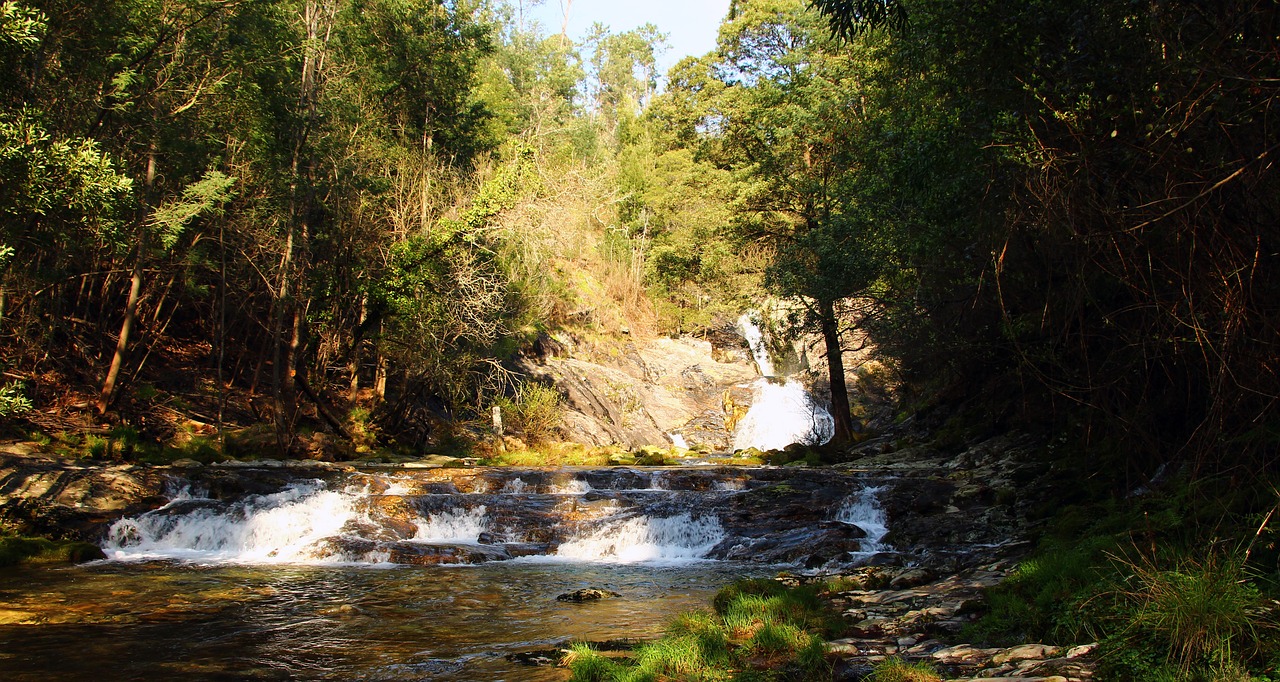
[1,1,1278,681]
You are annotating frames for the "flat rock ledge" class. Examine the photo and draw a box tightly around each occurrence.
[818,565,1097,682]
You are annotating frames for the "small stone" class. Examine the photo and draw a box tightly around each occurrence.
[897,636,918,649]
[556,588,621,602]
[826,639,861,655]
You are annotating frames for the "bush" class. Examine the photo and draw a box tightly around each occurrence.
[1105,549,1277,679]
[495,381,562,444]
[0,536,106,566]
[0,381,32,417]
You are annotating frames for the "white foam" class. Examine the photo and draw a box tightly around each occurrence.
[836,486,889,553]
[413,506,490,543]
[551,479,592,495]
[104,481,363,564]
[500,478,529,494]
[554,513,724,563]
[732,378,835,451]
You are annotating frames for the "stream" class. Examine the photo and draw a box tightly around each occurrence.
[0,320,868,679]
[0,466,890,680]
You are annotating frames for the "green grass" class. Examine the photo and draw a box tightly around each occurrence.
[567,578,841,681]
[964,474,1280,682]
[869,657,942,682]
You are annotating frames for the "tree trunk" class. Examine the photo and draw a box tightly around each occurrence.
[96,255,143,414]
[97,144,157,415]
[820,297,853,445]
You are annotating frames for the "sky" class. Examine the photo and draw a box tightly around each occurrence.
[524,0,732,77]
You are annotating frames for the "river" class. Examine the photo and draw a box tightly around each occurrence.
[0,465,889,680]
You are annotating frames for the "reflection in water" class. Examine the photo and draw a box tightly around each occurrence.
[0,560,768,681]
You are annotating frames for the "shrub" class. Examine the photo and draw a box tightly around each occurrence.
[1107,549,1277,677]
[495,381,562,444]
[569,578,841,681]
[0,381,32,417]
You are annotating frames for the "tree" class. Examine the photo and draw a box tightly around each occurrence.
[693,0,888,444]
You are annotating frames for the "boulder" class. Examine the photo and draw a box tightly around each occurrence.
[556,588,621,602]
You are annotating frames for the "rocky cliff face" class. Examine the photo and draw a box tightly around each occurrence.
[517,331,759,450]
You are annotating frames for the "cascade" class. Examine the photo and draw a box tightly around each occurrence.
[732,313,836,451]
[102,467,892,569]
[836,485,890,554]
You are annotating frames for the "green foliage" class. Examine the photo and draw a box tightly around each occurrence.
[1104,551,1277,679]
[0,1,43,49]
[149,171,236,250]
[568,578,839,681]
[494,381,562,444]
[967,477,1280,682]
[0,380,31,416]
[0,109,133,227]
[869,657,942,682]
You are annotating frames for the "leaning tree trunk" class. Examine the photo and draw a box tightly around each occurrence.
[819,297,853,445]
[97,145,157,415]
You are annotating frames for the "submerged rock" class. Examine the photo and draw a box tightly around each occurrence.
[556,588,621,602]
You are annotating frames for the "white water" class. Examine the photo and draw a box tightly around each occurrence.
[732,379,836,451]
[105,481,364,564]
[550,479,592,495]
[105,479,723,565]
[413,506,490,543]
[738,312,776,377]
[554,513,725,563]
[669,433,689,449]
[733,313,836,452]
[836,485,889,554]
[500,478,529,494]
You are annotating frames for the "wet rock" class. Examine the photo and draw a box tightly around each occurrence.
[384,541,511,565]
[507,649,564,667]
[556,588,621,602]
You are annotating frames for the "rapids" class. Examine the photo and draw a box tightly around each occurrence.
[1,465,893,680]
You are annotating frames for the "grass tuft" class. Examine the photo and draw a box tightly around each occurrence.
[870,657,942,682]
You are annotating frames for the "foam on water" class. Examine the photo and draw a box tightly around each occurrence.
[554,513,725,563]
[413,506,490,543]
[732,379,835,451]
[551,479,592,495]
[105,481,363,564]
[836,485,889,554]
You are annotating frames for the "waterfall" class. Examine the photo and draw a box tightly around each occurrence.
[836,485,889,554]
[738,312,776,377]
[105,481,364,564]
[553,513,725,563]
[413,506,490,543]
[101,468,891,568]
[733,313,835,451]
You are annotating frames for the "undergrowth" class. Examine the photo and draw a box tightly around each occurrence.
[567,578,841,681]
[965,474,1280,682]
